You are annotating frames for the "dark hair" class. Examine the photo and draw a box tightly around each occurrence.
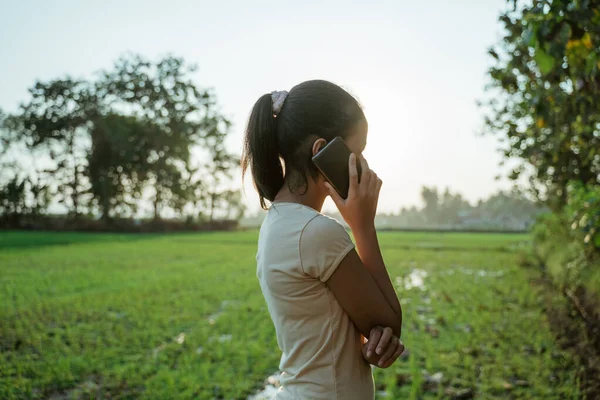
[242,80,366,209]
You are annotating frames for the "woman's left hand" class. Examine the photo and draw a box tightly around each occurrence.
[361,326,405,368]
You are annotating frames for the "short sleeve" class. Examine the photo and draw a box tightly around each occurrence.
[299,215,355,282]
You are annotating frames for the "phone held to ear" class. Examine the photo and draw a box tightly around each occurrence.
[311,137,362,199]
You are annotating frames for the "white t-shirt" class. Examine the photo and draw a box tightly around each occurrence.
[256,202,375,399]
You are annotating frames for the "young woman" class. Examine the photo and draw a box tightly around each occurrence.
[242,80,404,399]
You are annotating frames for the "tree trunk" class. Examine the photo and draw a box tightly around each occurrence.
[101,175,110,222]
[209,192,215,223]
[68,136,80,218]
[153,189,161,221]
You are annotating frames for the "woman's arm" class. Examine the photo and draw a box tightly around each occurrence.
[325,154,402,336]
[353,226,403,326]
[326,249,402,337]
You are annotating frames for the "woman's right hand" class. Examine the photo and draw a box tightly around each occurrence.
[325,153,382,232]
[361,326,405,368]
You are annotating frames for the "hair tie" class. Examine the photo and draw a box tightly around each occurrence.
[271,90,288,117]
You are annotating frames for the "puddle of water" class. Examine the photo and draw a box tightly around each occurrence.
[476,270,505,277]
[207,299,238,325]
[418,315,437,325]
[403,269,428,290]
[423,371,444,384]
[445,267,505,278]
[209,334,233,343]
[454,324,473,333]
[207,311,223,325]
[218,334,232,342]
[152,332,186,357]
[152,344,166,358]
[247,373,281,400]
[221,300,239,308]
[416,306,432,314]
[107,311,127,319]
[48,378,100,400]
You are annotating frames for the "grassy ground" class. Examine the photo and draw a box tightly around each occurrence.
[0,230,580,399]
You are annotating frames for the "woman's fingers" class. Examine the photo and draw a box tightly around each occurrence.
[356,154,381,197]
[359,154,370,188]
[381,339,405,368]
[325,182,344,207]
[363,326,406,369]
[366,326,382,358]
[368,171,379,194]
[376,327,393,355]
[347,153,359,197]
[377,337,399,367]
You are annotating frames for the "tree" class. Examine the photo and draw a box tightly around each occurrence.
[399,187,543,229]
[198,121,245,222]
[27,175,51,217]
[87,113,153,220]
[438,188,470,224]
[9,79,97,217]
[0,108,10,175]
[420,186,439,223]
[0,176,27,226]
[0,108,6,155]
[3,53,242,225]
[97,54,236,220]
[482,0,600,209]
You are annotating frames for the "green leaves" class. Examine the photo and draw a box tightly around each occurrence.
[566,182,600,253]
[488,48,500,60]
[534,47,555,75]
[482,0,600,212]
[2,54,243,223]
[482,0,600,270]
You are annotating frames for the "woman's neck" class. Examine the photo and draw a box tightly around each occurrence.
[273,180,326,212]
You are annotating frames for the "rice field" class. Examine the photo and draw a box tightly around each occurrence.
[0,230,580,399]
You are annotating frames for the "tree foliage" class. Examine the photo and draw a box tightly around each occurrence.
[0,54,243,225]
[8,79,95,216]
[87,113,154,219]
[483,0,600,209]
[485,1,600,311]
[414,186,541,228]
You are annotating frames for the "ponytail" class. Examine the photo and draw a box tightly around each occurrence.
[243,81,365,210]
[242,94,284,209]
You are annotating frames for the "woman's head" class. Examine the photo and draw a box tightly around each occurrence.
[242,80,368,209]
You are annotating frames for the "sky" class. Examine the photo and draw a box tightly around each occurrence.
[0,0,513,214]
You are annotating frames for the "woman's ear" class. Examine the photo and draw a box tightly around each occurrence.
[312,138,327,157]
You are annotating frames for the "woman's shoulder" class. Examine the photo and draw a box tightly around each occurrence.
[261,203,348,242]
[299,213,352,254]
[302,213,347,237]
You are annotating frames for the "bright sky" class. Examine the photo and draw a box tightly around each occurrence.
[0,0,512,215]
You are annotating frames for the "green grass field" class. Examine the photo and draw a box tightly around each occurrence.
[0,230,580,399]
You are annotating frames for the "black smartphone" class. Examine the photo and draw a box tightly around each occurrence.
[311,137,362,199]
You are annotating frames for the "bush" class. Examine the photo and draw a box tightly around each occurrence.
[532,182,600,296]
[566,182,600,255]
